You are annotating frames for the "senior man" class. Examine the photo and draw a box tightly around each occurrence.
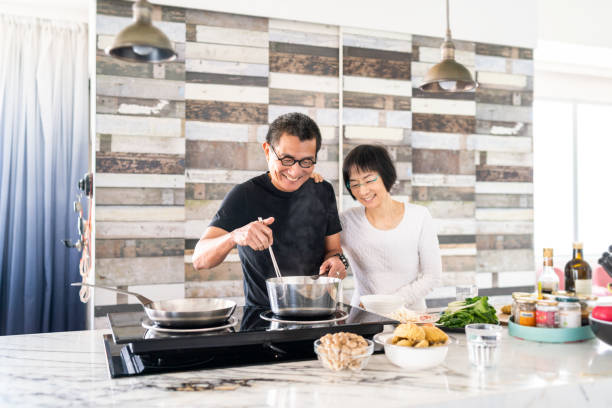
[192,112,348,307]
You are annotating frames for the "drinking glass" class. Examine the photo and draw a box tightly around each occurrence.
[465,323,502,369]
[455,284,478,301]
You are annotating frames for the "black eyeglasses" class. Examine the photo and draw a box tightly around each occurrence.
[269,145,317,169]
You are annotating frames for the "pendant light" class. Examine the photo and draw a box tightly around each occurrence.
[419,0,477,92]
[105,0,177,63]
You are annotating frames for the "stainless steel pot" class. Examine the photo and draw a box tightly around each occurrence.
[72,283,236,327]
[266,276,341,317]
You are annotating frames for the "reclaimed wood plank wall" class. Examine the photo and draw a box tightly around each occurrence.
[95,0,534,306]
[96,0,187,306]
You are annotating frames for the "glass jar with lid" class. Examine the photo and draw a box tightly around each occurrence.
[536,300,558,328]
[516,298,536,326]
[557,297,581,328]
[512,292,535,320]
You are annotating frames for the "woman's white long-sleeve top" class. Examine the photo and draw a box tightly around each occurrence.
[340,202,442,311]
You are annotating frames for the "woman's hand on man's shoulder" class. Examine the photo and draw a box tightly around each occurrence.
[310,172,324,183]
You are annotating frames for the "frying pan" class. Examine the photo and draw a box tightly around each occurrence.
[72,282,236,327]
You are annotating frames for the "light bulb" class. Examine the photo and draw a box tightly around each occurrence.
[438,80,456,91]
[133,45,154,56]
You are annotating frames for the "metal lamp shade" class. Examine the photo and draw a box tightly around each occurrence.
[420,58,477,92]
[106,23,176,63]
[105,0,176,63]
[419,0,477,93]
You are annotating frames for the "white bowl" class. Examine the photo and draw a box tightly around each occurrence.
[373,332,449,371]
[360,294,405,316]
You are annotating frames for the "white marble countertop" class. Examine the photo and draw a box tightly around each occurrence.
[2,328,612,407]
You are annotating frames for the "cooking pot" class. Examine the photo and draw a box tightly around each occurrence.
[266,276,341,317]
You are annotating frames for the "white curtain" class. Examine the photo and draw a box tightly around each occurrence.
[0,15,89,334]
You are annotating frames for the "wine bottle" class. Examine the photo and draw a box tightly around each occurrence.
[538,248,559,294]
[564,242,592,295]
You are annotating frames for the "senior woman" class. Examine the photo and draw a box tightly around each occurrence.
[340,144,442,311]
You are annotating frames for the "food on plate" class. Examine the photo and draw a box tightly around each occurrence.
[388,307,417,322]
[387,307,439,324]
[438,296,499,329]
[316,332,370,371]
[391,323,448,348]
[501,304,512,315]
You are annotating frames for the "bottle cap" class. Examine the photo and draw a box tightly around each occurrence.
[573,242,583,249]
[543,248,553,257]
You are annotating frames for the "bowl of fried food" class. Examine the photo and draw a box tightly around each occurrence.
[314,332,374,372]
[373,323,450,370]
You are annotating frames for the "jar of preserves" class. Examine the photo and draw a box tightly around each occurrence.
[516,299,536,326]
[557,297,581,328]
[536,300,558,328]
[512,292,535,320]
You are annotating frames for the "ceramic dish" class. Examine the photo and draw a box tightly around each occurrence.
[373,332,450,370]
[590,315,612,346]
[386,308,440,324]
[360,295,405,316]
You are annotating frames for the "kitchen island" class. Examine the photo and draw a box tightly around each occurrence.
[1,328,611,407]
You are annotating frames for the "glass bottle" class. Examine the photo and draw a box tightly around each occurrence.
[564,242,592,295]
[538,248,559,294]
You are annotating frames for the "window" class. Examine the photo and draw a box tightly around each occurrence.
[576,104,612,256]
[533,100,574,256]
[534,100,612,269]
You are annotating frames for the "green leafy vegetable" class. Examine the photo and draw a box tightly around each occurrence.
[437,296,499,328]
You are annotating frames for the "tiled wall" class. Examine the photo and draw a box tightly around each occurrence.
[95,0,534,307]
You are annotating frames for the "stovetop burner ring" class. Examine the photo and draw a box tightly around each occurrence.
[141,316,238,334]
[259,310,348,324]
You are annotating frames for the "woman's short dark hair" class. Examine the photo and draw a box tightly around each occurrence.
[266,112,322,153]
[342,144,397,200]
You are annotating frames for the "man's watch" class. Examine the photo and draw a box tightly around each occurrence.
[334,253,349,270]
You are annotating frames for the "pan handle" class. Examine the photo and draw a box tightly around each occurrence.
[71,282,153,305]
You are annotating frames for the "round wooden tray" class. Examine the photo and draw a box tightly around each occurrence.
[508,317,594,343]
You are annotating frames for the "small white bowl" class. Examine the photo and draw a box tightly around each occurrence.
[373,332,449,371]
[360,294,405,316]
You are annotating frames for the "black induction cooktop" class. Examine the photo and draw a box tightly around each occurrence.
[103,304,395,378]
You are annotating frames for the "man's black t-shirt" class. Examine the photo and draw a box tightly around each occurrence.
[209,173,342,307]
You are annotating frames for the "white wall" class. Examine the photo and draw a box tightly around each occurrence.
[538,0,612,49]
[156,0,538,48]
[6,0,612,51]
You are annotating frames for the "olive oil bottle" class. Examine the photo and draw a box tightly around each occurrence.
[564,242,592,295]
